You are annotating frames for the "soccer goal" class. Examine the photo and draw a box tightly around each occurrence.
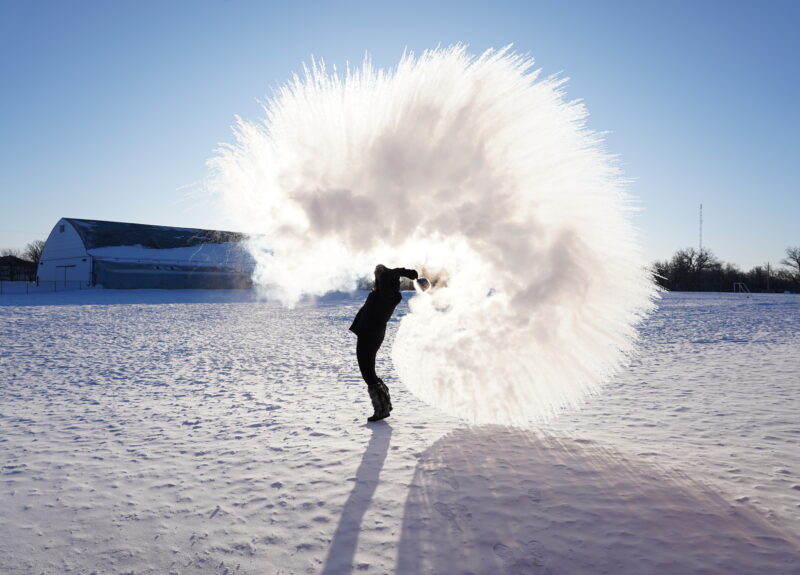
[733,282,751,294]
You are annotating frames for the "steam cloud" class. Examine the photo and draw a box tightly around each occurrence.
[209,46,656,425]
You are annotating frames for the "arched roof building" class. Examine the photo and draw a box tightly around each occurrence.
[39,218,255,289]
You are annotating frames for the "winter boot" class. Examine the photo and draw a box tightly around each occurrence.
[367,385,390,422]
[376,379,392,413]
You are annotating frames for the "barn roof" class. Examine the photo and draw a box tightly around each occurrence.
[64,218,247,250]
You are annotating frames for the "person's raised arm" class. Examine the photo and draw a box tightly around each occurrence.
[395,267,418,280]
[377,267,418,299]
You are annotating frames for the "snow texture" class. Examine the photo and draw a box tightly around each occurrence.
[0,290,798,574]
[208,46,656,425]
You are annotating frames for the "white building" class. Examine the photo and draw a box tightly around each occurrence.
[38,218,255,289]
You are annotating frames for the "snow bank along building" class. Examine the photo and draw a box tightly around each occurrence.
[38,218,255,289]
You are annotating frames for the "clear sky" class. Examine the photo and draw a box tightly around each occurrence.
[1,0,797,269]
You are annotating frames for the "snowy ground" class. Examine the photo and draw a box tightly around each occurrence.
[1,290,798,574]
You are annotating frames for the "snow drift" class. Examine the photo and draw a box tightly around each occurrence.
[209,46,656,425]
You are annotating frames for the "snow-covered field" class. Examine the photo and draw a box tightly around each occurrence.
[1,290,798,574]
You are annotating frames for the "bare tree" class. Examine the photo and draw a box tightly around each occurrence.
[672,247,718,273]
[657,247,722,290]
[1,247,21,257]
[23,239,45,265]
[781,246,800,277]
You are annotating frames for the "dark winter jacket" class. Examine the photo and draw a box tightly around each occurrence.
[349,267,418,337]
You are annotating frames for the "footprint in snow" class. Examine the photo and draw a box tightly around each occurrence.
[527,488,542,503]
[493,540,550,575]
[437,466,460,490]
[433,501,471,532]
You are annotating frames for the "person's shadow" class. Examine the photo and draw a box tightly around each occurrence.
[321,422,393,575]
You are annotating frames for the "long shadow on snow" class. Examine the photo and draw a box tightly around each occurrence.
[321,422,393,575]
[396,426,799,575]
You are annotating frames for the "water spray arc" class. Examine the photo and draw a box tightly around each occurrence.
[210,46,656,426]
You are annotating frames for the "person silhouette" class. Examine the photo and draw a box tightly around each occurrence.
[349,264,418,422]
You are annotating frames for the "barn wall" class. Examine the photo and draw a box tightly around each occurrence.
[39,220,92,283]
[94,260,252,289]
[41,219,88,260]
[38,257,93,285]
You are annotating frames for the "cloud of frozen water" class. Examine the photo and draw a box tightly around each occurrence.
[208,46,656,425]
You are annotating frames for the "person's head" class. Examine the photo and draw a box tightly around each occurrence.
[373,264,387,290]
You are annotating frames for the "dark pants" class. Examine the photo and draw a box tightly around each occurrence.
[356,329,385,388]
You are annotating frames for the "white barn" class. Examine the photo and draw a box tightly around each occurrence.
[38,218,255,289]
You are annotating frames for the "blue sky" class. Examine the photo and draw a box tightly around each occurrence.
[1,0,797,269]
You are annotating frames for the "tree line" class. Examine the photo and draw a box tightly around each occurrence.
[1,240,45,265]
[653,246,800,293]
[0,240,44,282]
[0,240,45,282]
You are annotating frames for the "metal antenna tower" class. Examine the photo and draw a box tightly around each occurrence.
[699,203,703,252]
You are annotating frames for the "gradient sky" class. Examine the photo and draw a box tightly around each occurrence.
[1,0,798,269]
